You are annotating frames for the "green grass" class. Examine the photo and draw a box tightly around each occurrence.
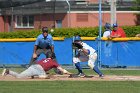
[0,68,140,93]
[1,68,140,76]
[0,81,140,93]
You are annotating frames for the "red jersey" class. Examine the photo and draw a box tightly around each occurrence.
[111,27,126,37]
[37,58,59,71]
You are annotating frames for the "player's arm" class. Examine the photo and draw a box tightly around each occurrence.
[32,45,38,58]
[49,36,55,53]
[38,75,48,79]
[57,66,72,75]
[121,29,126,37]
[33,38,40,58]
[33,45,38,53]
[49,36,57,59]
[50,45,54,53]
[81,48,90,55]
[110,34,121,38]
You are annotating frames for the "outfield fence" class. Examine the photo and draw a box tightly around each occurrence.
[0,37,140,68]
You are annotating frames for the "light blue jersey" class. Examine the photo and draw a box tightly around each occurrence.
[35,34,54,49]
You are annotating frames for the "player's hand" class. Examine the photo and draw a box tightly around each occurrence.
[39,75,50,79]
[66,72,72,75]
[63,69,72,75]
[107,36,112,40]
[33,53,37,58]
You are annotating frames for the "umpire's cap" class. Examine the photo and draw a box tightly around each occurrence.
[113,23,118,27]
[42,27,48,33]
[74,36,81,41]
[104,23,111,29]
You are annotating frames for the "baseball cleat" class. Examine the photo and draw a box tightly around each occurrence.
[99,74,104,78]
[77,73,86,77]
[1,69,9,76]
[69,73,86,78]
[31,76,35,79]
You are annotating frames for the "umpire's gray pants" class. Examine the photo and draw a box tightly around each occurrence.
[9,64,46,78]
[29,48,52,66]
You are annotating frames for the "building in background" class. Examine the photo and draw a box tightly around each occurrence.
[0,0,139,32]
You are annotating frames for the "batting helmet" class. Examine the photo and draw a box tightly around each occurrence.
[104,23,111,29]
[113,23,118,27]
[42,27,48,33]
[74,36,81,41]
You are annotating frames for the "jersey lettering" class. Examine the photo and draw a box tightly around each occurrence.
[43,59,50,63]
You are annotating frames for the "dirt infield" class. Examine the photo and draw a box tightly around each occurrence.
[0,75,140,81]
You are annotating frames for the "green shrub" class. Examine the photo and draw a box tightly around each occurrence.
[122,26,140,37]
[0,26,139,38]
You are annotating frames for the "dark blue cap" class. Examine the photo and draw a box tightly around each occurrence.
[104,23,111,29]
[113,23,118,27]
[74,36,81,41]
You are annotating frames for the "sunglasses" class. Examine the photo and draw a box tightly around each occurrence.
[43,31,48,33]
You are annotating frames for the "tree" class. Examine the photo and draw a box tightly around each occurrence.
[134,0,140,25]
[134,0,140,11]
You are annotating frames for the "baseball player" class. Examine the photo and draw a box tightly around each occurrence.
[103,23,111,38]
[29,27,55,66]
[72,36,104,77]
[2,58,71,79]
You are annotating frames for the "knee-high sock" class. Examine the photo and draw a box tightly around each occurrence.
[93,66,103,75]
[75,62,83,73]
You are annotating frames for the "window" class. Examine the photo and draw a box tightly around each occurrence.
[15,15,34,28]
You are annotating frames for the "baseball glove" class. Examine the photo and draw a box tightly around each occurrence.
[72,42,83,49]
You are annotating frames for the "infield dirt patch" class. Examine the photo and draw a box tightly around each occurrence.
[0,75,140,81]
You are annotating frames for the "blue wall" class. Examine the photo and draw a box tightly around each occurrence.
[101,41,140,67]
[0,39,140,67]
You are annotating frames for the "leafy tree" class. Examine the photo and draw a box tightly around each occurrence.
[134,0,140,10]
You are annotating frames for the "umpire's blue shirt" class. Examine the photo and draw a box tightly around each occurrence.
[35,34,54,49]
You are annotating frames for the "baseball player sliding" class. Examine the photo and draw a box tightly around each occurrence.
[72,36,104,77]
[2,58,71,79]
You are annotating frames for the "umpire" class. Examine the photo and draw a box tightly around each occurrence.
[29,27,55,66]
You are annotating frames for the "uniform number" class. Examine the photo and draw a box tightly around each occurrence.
[43,59,50,63]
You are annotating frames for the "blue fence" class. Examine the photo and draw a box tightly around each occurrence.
[101,41,140,67]
[0,38,140,67]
